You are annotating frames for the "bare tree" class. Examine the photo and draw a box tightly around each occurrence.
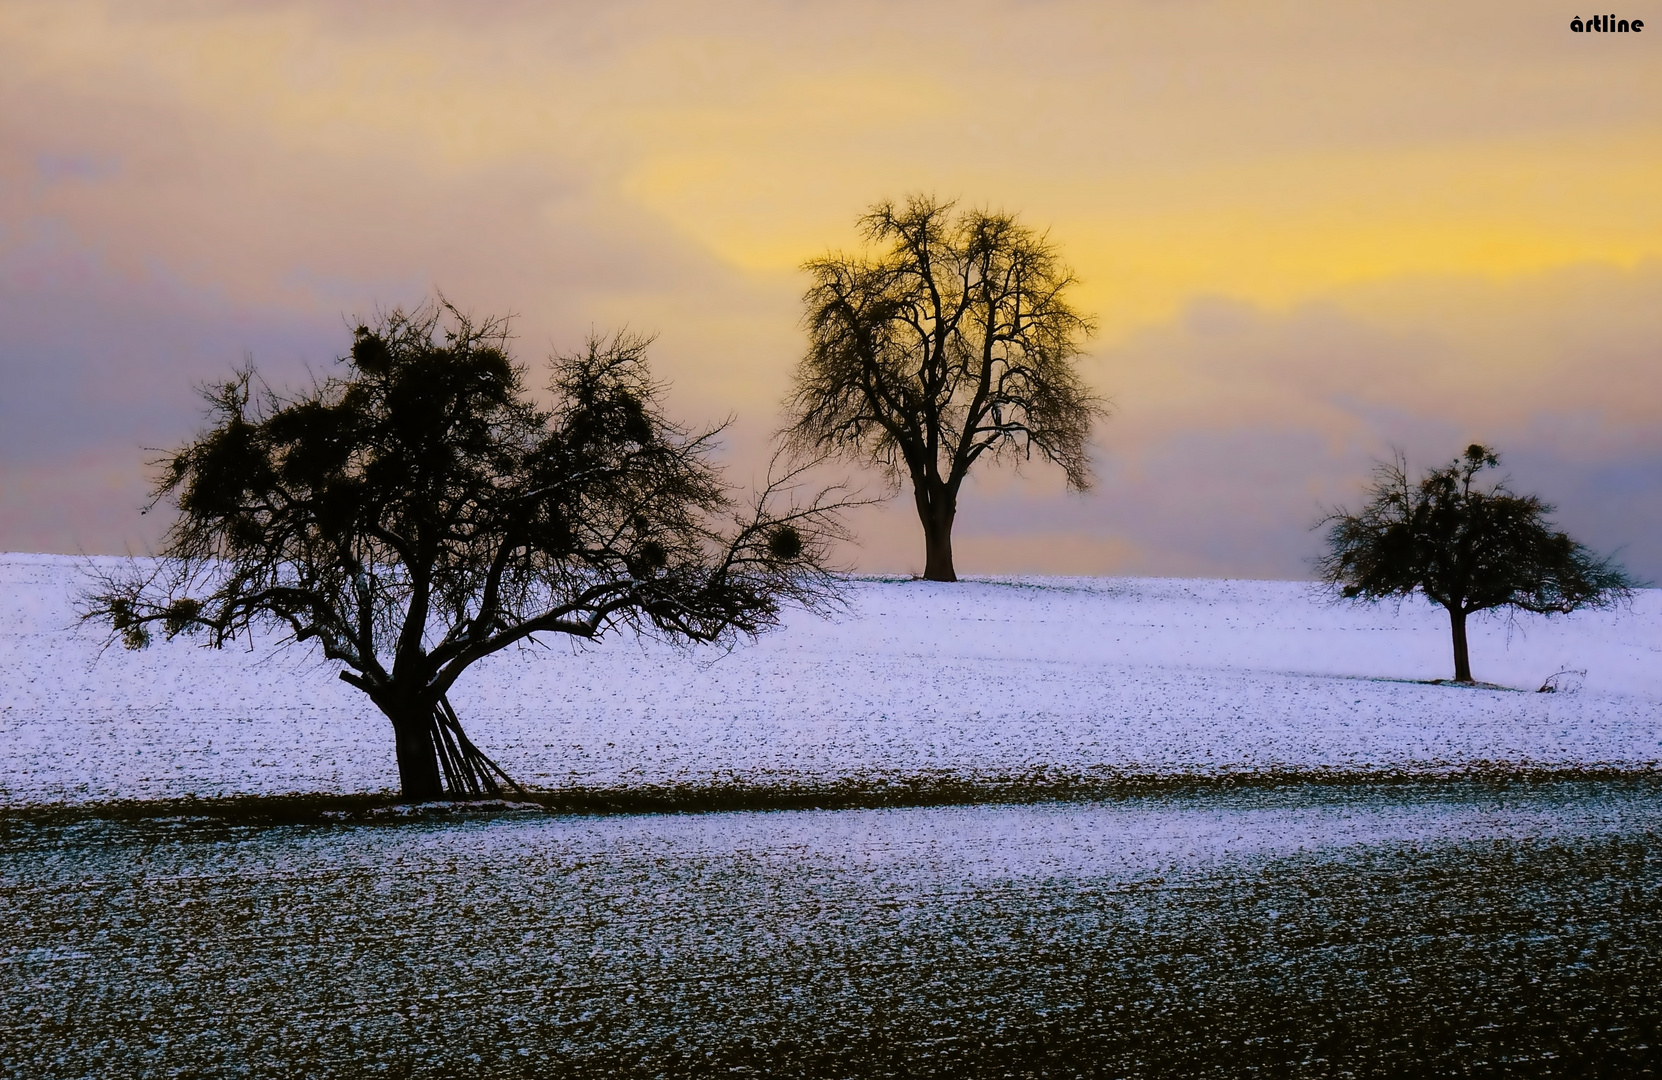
[85,301,851,800]
[784,196,1106,581]
[1317,444,1633,683]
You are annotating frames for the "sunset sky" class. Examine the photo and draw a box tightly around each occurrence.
[3,0,1659,578]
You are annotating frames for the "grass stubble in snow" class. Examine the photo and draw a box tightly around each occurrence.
[3,553,1661,1075]
[4,783,1660,1077]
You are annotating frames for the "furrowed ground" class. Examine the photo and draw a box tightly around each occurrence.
[4,783,1660,1077]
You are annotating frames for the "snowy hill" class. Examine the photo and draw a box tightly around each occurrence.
[1,552,1658,804]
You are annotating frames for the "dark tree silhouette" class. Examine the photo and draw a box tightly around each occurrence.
[1317,444,1633,684]
[784,196,1106,581]
[86,302,850,800]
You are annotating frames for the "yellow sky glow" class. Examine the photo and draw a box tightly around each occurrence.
[3,0,1660,575]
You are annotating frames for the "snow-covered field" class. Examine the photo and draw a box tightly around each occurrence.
[1,552,1658,804]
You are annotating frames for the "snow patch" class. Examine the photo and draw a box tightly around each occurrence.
[2,553,1658,804]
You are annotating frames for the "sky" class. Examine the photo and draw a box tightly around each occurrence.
[2,0,1659,579]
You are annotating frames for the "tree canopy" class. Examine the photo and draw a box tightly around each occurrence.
[784,195,1105,581]
[87,302,849,799]
[1317,444,1633,683]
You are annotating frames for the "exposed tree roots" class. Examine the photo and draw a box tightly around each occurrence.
[430,696,523,799]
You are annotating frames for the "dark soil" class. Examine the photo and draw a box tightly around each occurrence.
[4,779,1659,1078]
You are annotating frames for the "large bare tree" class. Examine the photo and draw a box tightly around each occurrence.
[785,196,1106,581]
[86,302,850,801]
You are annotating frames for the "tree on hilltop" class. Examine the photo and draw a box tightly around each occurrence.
[1317,444,1633,684]
[784,195,1106,581]
[86,301,851,801]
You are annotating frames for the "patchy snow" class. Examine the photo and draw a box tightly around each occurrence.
[9,784,1658,1075]
[1,552,1658,804]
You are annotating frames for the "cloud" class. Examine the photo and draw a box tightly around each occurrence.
[2,0,1660,580]
[1013,262,1662,578]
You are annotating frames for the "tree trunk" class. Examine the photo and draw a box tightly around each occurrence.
[390,708,445,801]
[382,692,521,802]
[914,483,958,582]
[1448,606,1473,683]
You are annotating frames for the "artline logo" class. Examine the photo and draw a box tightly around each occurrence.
[1570,14,1644,30]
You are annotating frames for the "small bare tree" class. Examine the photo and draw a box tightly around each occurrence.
[784,196,1106,581]
[1318,444,1633,684]
[85,302,851,800]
